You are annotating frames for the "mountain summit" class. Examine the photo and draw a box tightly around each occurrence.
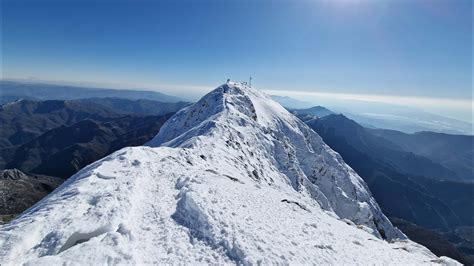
[0,82,458,264]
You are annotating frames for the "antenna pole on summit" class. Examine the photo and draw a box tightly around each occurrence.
[249,77,252,87]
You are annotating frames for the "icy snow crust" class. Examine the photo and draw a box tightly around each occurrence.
[0,82,459,265]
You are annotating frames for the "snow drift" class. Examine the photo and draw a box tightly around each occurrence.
[0,82,459,265]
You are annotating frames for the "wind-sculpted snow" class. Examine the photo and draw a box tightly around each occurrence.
[0,82,459,265]
[150,83,403,240]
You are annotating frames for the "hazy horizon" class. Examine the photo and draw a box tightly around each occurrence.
[3,77,473,124]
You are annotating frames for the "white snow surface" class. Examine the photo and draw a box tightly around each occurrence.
[0,82,459,265]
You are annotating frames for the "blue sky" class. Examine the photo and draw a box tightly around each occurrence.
[2,0,472,120]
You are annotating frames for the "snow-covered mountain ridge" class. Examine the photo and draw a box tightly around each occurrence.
[0,82,459,265]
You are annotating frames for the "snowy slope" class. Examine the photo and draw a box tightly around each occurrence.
[0,82,459,265]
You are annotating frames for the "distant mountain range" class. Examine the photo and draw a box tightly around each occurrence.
[4,114,173,178]
[271,95,314,109]
[290,105,472,181]
[370,129,474,182]
[0,98,188,178]
[0,99,123,149]
[302,114,462,182]
[289,106,335,118]
[0,80,184,103]
[74,98,190,116]
[272,94,472,135]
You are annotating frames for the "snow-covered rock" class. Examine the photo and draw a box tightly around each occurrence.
[0,82,459,265]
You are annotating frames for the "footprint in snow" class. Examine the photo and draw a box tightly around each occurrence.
[96,172,115,180]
